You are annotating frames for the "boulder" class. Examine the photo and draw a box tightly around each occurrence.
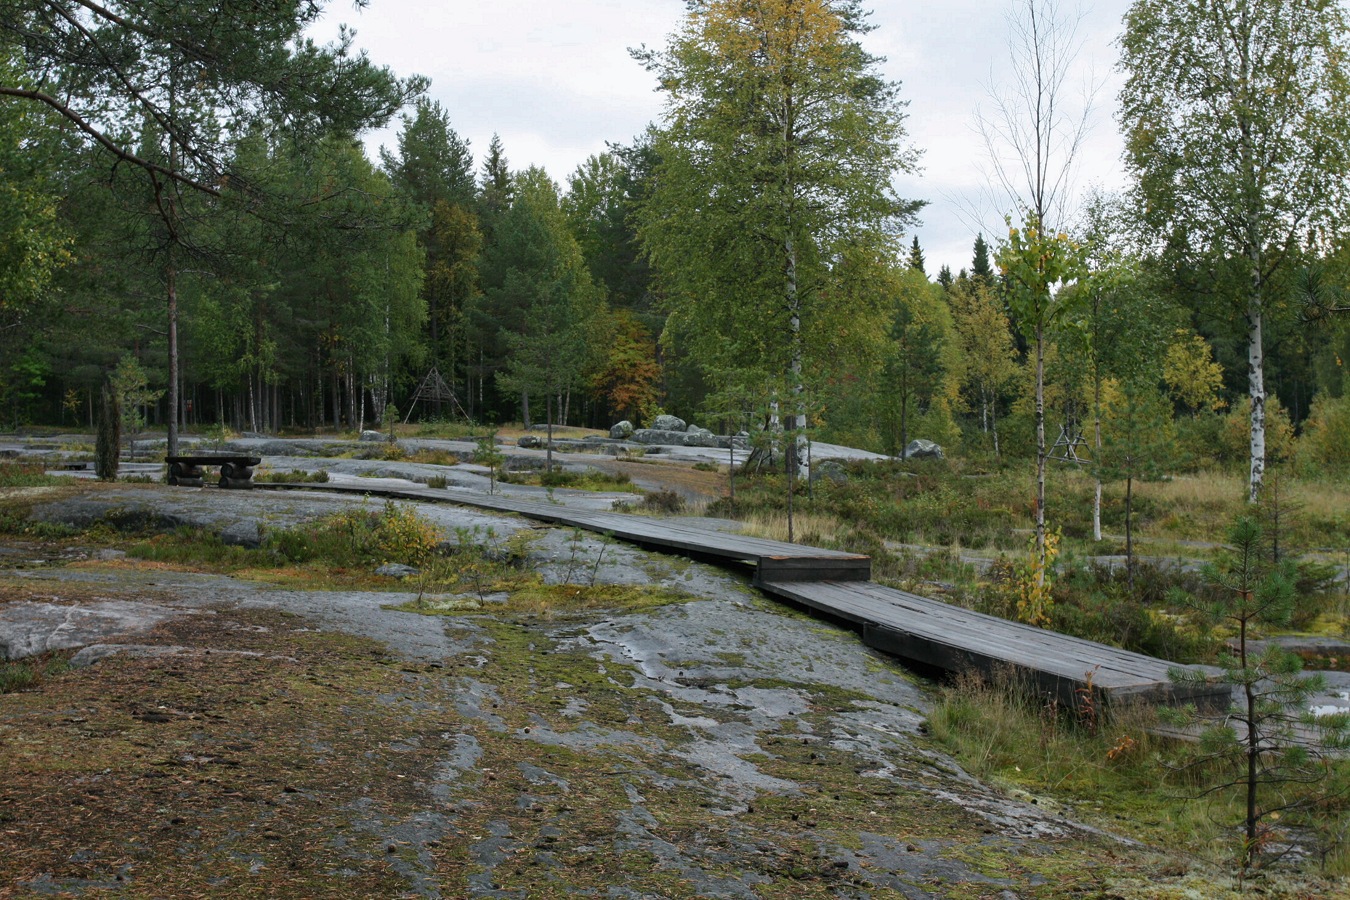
[686,425,714,437]
[810,459,850,485]
[517,435,542,449]
[375,563,419,579]
[220,521,262,548]
[610,420,634,439]
[630,428,722,449]
[903,439,944,460]
[358,430,386,442]
[651,414,687,432]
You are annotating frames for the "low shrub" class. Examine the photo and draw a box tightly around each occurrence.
[254,468,329,484]
[405,448,460,467]
[0,461,68,488]
[267,500,440,568]
[640,489,684,514]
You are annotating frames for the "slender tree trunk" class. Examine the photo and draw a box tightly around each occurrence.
[1125,474,1134,590]
[349,368,359,432]
[786,234,808,483]
[900,366,909,455]
[521,390,531,429]
[1241,616,1259,864]
[166,264,179,456]
[1035,323,1047,584]
[1247,296,1266,503]
[546,393,554,474]
[991,396,1000,458]
[1093,372,1103,542]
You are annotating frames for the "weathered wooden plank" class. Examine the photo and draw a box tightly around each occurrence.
[754,555,871,585]
[763,581,1228,712]
[257,481,865,572]
[257,480,1224,712]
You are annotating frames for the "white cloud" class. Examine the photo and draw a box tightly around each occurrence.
[316,0,1133,272]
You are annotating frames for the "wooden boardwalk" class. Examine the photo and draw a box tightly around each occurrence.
[760,581,1227,711]
[256,480,1226,711]
[257,481,871,583]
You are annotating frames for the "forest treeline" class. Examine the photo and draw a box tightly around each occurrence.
[1,0,1348,486]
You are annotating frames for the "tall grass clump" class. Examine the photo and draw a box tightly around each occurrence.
[0,654,70,694]
[0,461,68,488]
[268,500,439,568]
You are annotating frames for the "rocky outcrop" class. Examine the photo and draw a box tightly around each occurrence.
[651,414,687,432]
[903,439,944,460]
[630,428,725,449]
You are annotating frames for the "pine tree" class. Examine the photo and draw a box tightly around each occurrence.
[1168,516,1350,872]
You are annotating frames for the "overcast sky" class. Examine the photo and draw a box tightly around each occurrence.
[312,0,1132,275]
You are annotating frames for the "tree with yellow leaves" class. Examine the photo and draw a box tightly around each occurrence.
[636,0,921,487]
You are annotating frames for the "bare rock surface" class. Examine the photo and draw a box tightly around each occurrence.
[0,467,1196,896]
[0,598,191,660]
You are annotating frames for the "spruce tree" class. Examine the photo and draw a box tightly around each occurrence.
[907,236,926,275]
[972,233,993,282]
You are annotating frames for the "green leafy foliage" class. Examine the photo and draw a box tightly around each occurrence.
[1119,0,1350,501]
[637,0,921,440]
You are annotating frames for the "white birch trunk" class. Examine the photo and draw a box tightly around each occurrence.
[1247,298,1266,503]
[1035,324,1047,585]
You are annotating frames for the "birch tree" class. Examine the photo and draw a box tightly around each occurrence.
[980,0,1096,584]
[1118,0,1350,502]
[998,216,1087,584]
[636,0,921,483]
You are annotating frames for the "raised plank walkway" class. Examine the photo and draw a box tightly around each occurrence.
[258,481,870,583]
[254,480,1226,711]
[760,581,1227,711]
